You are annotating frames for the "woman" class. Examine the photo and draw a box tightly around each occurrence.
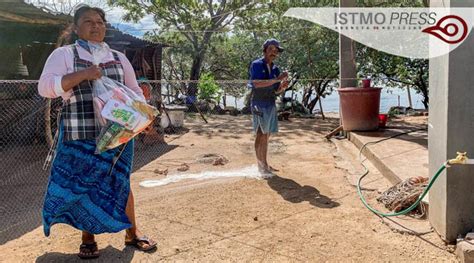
[39,5,157,259]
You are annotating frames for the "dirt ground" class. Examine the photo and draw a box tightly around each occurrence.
[0,114,457,262]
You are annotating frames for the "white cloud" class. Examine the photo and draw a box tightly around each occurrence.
[106,6,157,38]
[28,1,156,38]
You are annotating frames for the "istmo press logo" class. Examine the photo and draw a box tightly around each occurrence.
[333,11,467,44]
[422,15,467,44]
[284,8,474,59]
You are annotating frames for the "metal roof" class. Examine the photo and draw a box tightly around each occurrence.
[0,0,71,25]
[0,1,167,48]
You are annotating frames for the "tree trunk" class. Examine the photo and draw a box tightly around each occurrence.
[188,31,213,97]
[188,54,203,97]
[308,95,319,114]
[167,83,172,104]
[418,67,429,109]
[418,82,429,109]
[302,86,313,108]
[319,97,325,120]
[309,79,331,113]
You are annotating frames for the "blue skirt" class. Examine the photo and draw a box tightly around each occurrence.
[42,127,134,236]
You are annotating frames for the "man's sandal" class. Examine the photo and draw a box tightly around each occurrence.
[78,242,99,259]
[125,235,157,252]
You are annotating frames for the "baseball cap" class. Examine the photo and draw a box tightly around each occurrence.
[263,38,284,52]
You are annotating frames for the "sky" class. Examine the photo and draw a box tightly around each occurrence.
[106,6,156,37]
[29,1,155,37]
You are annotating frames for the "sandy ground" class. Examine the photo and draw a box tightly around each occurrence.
[0,114,456,262]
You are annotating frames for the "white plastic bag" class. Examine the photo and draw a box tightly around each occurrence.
[88,41,159,153]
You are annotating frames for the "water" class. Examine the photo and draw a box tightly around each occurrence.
[139,165,270,188]
[319,88,425,113]
[223,87,425,113]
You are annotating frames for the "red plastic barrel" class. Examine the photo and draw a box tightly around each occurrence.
[337,87,382,131]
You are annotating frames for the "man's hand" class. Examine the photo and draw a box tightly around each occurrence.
[276,79,289,94]
[82,65,102,81]
[277,71,289,81]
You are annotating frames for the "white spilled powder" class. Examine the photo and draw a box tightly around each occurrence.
[139,165,273,188]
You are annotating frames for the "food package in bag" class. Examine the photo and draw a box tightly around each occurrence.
[87,41,159,153]
[101,99,142,130]
[95,122,134,154]
[94,87,159,153]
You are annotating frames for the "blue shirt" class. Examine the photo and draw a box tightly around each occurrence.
[248,57,281,107]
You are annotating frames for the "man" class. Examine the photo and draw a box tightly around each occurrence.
[248,38,289,174]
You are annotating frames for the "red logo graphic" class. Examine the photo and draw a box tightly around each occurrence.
[422,15,468,44]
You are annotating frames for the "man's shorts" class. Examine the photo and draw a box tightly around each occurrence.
[252,104,278,134]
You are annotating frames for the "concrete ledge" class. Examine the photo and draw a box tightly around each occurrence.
[456,240,474,263]
[348,131,401,185]
[347,128,428,186]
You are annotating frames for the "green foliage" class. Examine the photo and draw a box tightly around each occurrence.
[110,0,258,96]
[357,0,428,7]
[355,0,430,109]
[111,0,430,111]
[211,0,341,113]
[357,46,429,109]
[198,72,221,103]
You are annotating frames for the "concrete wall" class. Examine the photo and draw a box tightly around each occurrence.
[429,0,474,242]
[339,0,357,88]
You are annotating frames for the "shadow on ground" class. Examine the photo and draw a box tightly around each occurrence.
[189,115,340,140]
[354,128,427,149]
[133,142,179,172]
[36,245,138,263]
[265,174,340,208]
[0,141,177,245]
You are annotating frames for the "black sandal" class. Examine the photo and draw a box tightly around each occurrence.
[125,235,157,252]
[78,242,100,259]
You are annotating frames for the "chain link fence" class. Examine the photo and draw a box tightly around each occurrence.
[0,78,316,244]
[0,80,179,244]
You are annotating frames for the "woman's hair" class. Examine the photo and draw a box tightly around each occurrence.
[73,5,107,25]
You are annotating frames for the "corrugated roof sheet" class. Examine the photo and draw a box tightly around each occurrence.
[0,1,167,48]
[0,0,71,25]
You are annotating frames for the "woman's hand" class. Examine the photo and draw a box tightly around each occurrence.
[60,65,102,92]
[82,65,102,81]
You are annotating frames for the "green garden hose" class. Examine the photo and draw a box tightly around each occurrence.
[355,129,467,217]
[357,162,446,217]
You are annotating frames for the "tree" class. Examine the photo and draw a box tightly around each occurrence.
[286,25,339,114]
[111,0,257,98]
[356,0,430,109]
[157,32,192,103]
[203,32,260,108]
[358,46,429,108]
[198,72,221,103]
[227,0,340,115]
